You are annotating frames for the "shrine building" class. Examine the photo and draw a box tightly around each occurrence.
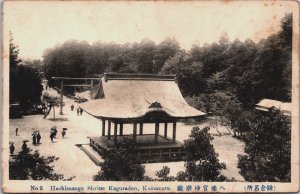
[79,73,206,163]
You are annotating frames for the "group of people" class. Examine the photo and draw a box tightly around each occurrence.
[32,131,41,145]
[71,104,83,116]
[50,126,67,142]
[10,125,68,156]
[9,141,28,155]
[77,107,83,116]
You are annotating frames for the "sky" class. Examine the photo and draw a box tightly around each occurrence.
[3,1,296,60]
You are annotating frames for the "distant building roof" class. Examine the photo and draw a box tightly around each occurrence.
[79,73,206,121]
[255,99,291,116]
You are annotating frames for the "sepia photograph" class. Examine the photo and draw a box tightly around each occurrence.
[1,0,299,193]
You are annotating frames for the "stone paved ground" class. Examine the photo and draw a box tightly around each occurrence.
[9,87,245,181]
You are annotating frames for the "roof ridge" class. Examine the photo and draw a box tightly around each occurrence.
[104,73,176,81]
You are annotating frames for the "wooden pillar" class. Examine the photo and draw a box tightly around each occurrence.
[148,150,152,158]
[164,122,168,138]
[114,123,118,142]
[119,123,123,136]
[133,123,137,141]
[102,119,106,136]
[91,80,94,88]
[155,122,159,143]
[59,80,64,115]
[172,122,177,142]
[108,121,111,140]
[139,123,143,135]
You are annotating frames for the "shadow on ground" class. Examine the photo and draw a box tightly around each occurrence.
[48,118,69,122]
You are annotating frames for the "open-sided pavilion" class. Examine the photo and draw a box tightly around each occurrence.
[79,73,206,163]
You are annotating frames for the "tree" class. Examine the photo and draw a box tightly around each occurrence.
[238,110,291,182]
[9,31,21,70]
[210,92,243,125]
[22,59,44,73]
[107,43,139,73]
[9,148,65,180]
[153,37,180,73]
[243,35,289,103]
[238,14,292,104]
[42,92,62,120]
[83,42,119,75]
[9,32,21,103]
[155,166,175,181]
[232,110,256,137]
[185,92,243,127]
[9,32,43,111]
[161,51,206,96]
[176,126,226,181]
[15,64,43,104]
[277,13,292,101]
[43,40,89,89]
[93,138,145,181]
[279,13,292,49]
[136,39,156,73]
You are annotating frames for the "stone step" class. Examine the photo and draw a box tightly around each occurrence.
[79,144,103,166]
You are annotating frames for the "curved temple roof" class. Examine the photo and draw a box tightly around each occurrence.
[79,73,206,120]
[255,99,291,115]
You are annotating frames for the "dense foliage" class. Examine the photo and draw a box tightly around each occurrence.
[9,33,43,111]
[155,166,175,181]
[93,138,145,181]
[43,37,180,87]
[162,14,291,107]
[176,127,227,181]
[42,14,291,110]
[22,59,44,73]
[238,110,291,182]
[9,148,64,180]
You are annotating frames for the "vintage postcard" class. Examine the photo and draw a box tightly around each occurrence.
[1,0,299,193]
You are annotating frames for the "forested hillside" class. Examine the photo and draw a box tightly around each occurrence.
[43,14,291,111]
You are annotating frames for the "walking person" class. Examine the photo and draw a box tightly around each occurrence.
[50,126,56,142]
[80,108,83,115]
[51,126,57,138]
[10,143,15,155]
[32,132,37,145]
[62,128,66,138]
[77,108,80,116]
[50,132,55,143]
[37,132,41,144]
[15,128,18,136]
[71,104,74,111]
[54,128,58,138]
